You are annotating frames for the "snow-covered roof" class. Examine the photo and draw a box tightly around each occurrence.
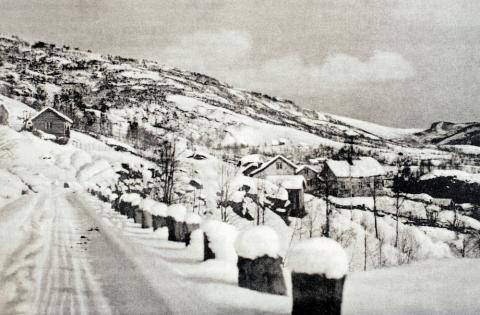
[325,157,385,178]
[30,106,73,124]
[431,198,454,207]
[240,154,265,166]
[250,155,297,176]
[295,165,319,174]
[420,170,480,184]
[266,175,306,190]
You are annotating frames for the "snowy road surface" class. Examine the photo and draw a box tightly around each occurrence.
[0,186,267,315]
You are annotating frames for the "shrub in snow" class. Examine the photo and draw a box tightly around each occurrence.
[288,237,348,315]
[235,226,286,296]
[201,220,238,262]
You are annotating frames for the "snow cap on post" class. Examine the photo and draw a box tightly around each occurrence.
[151,202,168,217]
[129,193,141,206]
[167,204,187,222]
[288,237,348,279]
[185,212,202,225]
[235,226,281,260]
[140,198,157,212]
[202,220,238,262]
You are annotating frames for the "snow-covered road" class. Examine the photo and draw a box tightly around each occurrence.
[0,186,261,315]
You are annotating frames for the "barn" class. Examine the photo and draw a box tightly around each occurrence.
[30,107,73,139]
[321,157,386,197]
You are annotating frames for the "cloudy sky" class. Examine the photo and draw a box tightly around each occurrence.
[1,0,479,128]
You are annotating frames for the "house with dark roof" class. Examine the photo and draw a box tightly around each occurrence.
[29,107,73,139]
[320,157,386,197]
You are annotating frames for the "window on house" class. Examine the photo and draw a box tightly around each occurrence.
[45,122,52,129]
[276,162,282,169]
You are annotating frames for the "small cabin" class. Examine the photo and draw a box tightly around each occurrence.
[321,157,386,197]
[30,107,72,139]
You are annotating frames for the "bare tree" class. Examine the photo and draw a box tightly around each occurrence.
[424,202,439,226]
[368,176,381,239]
[155,138,180,205]
[217,162,238,222]
[320,177,332,237]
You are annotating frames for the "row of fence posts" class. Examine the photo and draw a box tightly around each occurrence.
[89,187,348,315]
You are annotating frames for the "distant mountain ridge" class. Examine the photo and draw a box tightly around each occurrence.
[409,121,480,146]
[0,34,478,152]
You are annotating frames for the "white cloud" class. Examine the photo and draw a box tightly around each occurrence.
[231,51,415,96]
[158,29,252,74]
[157,29,415,97]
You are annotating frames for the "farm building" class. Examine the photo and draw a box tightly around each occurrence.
[29,107,72,139]
[320,157,386,197]
[295,165,319,193]
[266,175,306,217]
[249,155,298,178]
[249,155,310,217]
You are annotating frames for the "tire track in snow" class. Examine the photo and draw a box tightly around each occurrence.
[35,189,112,315]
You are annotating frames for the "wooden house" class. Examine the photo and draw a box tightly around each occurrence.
[250,155,307,217]
[249,155,298,178]
[295,165,319,193]
[266,175,306,217]
[321,157,386,197]
[30,107,73,139]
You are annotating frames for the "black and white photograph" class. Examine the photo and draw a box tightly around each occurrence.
[0,1,479,314]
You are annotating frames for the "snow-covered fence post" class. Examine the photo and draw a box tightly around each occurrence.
[127,194,141,220]
[139,198,156,228]
[166,204,188,242]
[201,220,238,261]
[235,226,287,295]
[118,194,128,215]
[288,238,348,315]
[184,213,201,245]
[151,202,168,231]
